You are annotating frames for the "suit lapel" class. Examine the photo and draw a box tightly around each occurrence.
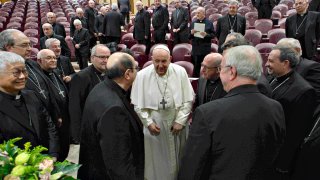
[212,80,224,100]
[305,13,311,34]
[271,76,294,100]
[21,91,40,137]
[0,93,36,133]
[236,15,242,32]
[199,78,207,105]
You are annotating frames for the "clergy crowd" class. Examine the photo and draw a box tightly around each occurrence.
[0,0,320,179]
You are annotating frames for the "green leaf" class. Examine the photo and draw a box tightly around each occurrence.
[52,161,81,176]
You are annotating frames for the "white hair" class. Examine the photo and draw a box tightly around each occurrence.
[73,19,82,25]
[0,52,25,72]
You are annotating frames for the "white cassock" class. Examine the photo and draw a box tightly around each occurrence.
[131,63,194,180]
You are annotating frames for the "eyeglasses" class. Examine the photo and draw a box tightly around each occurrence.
[14,43,33,48]
[201,64,220,70]
[220,65,232,71]
[94,55,110,59]
[130,66,141,71]
[5,68,28,78]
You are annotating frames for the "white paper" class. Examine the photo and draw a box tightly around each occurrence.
[194,23,205,38]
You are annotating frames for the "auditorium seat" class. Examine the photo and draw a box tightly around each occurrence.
[172,43,192,62]
[29,37,39,49]
[65,36,75,61]
[273,4,288,18]
[238,6,251,16]
[255,43,276,70]
[121,33,137,49]
[267,28,286,44]
[245,11,258,27]
[56,17,68,23]
[254,19,273,35]
[278,18,286,29]
[30,48,39,61]
[271,10,282,20]
[279,0,294,9]
[245,29,262,46]
[7,22,22,30]
[211,43,219,53]
[24,29,39,38]
[0,11,10,18]
[174,61,194,77]
[9,17,23,23]
[143,61,153,69]
[205,8,219,18]
[26,17,38,23]
[286,9,296,17]
[131,44,147,55]
[11,12,24,18]
[208,13,222,23]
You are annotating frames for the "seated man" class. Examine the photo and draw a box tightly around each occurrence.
[0,51,59,158]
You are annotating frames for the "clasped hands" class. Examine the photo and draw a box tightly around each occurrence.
[191,29,206,37]
[147,122,184,136]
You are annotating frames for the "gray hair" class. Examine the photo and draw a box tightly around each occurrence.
[277,38,302,56]
[37,49,54,60]
[76,8,84,13]
[111,3,118,10]
[226,32,245,41]
[91,44,110,56]
[42,23,53,29]
[0,29,22,50]
[224,45,262,80]
[0,51,25,72]
[73,19,82,25]
[45,38,60,48]
[228,0,239,6]
[272,45,298,68]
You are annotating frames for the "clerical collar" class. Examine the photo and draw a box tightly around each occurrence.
[228,14,236,18]
[275,70,293,83]
[0,90,21,100]
[208,77,219,84]
[92,65,105,76]
[298,11,308,17]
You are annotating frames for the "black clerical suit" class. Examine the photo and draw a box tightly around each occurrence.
[190,18,215,77]
[271,71,317,176]
[179,84,286,180]
[68,65,105,142]
[133,9,151,47]
[94,13,107,44]
[0,90,60,157]
[309,0,320,11]
[216,14,246,52]
[72,27,90,70]
[40,33,71,57]
[194,77,226,108]
[70,16,88,37]
[285,11,320,60]
[78,78,144,180]
[40,22,66,38]
[152,5,169,44]
[103,10,125,44]
[56,55,75,78]
[118,0,131,24]
[84,6,98,48]
[170,7,190,45]
[252,0,278,19]
[295,57,320,104]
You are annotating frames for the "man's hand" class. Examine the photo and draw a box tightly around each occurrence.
[57,118,63,128]
[191,29,197,35]
[200,31,207,37]
[171,122,184,135]
[63,76,72,83]
[144,35,148,39]
[148,123,161,136]
[75,44,80,49]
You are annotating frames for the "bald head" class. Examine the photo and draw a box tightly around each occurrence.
[42,23,54,36]
[196,7,205,20]
[107,52,136,79]
[46,12,56,24]
[89,0,95,8]
[136,1,144,10]
[201,53,222,80]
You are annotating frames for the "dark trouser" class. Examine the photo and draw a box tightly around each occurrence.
[89,36,97,49]
[192,54,206,77]
[97,35,107,44]
[154,29,166,44]
[173,31,189,45]
[76,52,89,70]
[257,5,273,19]
[121,12,130,24]
[57,118,70,161]
[106,36,121,44]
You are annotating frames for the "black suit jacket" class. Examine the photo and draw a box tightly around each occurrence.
[170,7,189,34]
[194,77,226,107]
[72,28,90,56]
[56,55,75,77]
[118,0,131,13]
[103,10,125,37]
[94,14,105,34]
[152,5,169,31]
[251,0,278,8]
[285,11,320,59]
[40,22,66,38]
[295,57,320,104]
[40,34,71,57]
[68,65,104,141]
[78,78,144,180]
[179,84,286,180]
[190,18,215,55]
[309,0,320,11]
[133,9,151,41]
[0,90,59,156]
[272,71,317,173]
[70,16,88,37]
[84,7,98,35]
[216,14,246,47]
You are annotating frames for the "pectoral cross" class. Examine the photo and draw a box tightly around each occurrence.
[160,97,167,110]
[39,89,47,99]
[59,90,65,98]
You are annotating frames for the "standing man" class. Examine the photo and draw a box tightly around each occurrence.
[266,46,317,177]
[131,45,194,180]
[309,0,320,11]
[45,38,75,84]
[133,1,151,50]
[285,0,320,60]
[118,0,131,24]
[78,52,144,179]
[103,4,125,44]
[252,0,278,19]
[94,6,108,44]
[0,51,60,159]
[85,0,98,48]
[190,7,215,77]
[69,44,110,144]
[216,0,246,53]
[37,49,70,161]
[152,0,169,44]
[73,19,90,70]
[70,8,88,38]
[194,53,226,108]
[40,12,66,38]
[170,0,189,45]
[179,45,286,179]
[40,23,70,57]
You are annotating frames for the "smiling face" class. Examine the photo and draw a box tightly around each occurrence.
[38,50,57,71]
[0,62,28,95]
[6,32,32,59]
[152,49,171,76]
[265,49,286,77]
